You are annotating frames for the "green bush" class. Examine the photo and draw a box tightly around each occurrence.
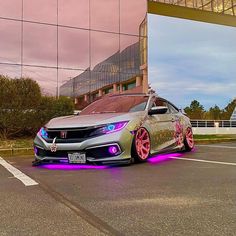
[0,76,74,139]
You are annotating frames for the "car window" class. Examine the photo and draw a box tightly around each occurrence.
[152,98,170,114]
[129,102,147,112]
[80,95,149,115]
[168,103,179,114]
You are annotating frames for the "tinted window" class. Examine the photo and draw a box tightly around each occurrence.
[152,98,170,113]
[168,103,179,114]
[80,95,148,115]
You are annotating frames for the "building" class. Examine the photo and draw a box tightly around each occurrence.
[59,41,145,108]
[0,0,235,107]
[230,107,236,121]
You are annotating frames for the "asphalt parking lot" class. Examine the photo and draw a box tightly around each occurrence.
[0,142,236,236]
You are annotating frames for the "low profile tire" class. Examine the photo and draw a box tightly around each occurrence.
[183,127,194,152]
[132,127,151,162]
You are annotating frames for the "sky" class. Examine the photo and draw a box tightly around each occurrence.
[148,14,236,110]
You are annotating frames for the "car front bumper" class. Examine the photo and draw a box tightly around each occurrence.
[33,127,134,164]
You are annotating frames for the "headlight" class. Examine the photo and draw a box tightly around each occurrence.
[89,121,128,137]
[38,127,48,139]
[103,121,128,134]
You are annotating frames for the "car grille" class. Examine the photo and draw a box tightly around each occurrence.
[45,126,102,143]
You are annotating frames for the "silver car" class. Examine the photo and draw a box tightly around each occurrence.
[33,93,194,166]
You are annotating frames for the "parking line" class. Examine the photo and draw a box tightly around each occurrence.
[0,157,38,186]
[196,145,236,149]
[169,156,236,166]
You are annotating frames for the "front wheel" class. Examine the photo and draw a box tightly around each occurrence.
[184,127,194,151]
[132,127,151,162]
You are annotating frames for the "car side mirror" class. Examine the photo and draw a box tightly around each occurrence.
[148,106,168,115]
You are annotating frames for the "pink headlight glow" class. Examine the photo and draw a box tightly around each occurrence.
[105,121,128,134]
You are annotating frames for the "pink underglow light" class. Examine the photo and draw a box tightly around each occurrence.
[148,152,183,164]
[38,164,107,170]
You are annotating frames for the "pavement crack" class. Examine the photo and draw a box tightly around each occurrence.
[37,180,122,236]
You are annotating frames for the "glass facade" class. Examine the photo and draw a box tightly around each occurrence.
[0,0,235,109]
[149,0,236,16]
[0,0,147,107]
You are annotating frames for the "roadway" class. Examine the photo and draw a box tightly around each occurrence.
[0,142,236,236]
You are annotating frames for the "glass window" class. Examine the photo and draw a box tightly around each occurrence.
[90,70,119,93]
[90,0,119,33]
[120,0,147,35]
[91,31,119,72]
[120,35,141,75]
[168,103,179,113]
[0,0,22,19]
[59,69,86,97]
[58,27,89,70]
[122,80,136,91]
[0,64,21,79]
[58,0,89,29]
[22,66,57,96]
[23,0,57,24]
[129,101,147,112]
[0,20,21,64]
[103,86,113,94]
[23,23,57,67]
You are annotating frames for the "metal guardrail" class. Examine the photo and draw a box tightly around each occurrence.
[191,120,236,128]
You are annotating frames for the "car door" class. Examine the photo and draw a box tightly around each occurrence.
[146,97,176,153]
[167,101,184,147]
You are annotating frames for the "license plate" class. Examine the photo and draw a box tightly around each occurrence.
[68,152,86,164]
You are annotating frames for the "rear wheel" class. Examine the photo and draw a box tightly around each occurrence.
[132,127,151,162]
[184,127,194,151]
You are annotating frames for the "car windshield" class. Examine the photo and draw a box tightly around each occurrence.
[80,95,149,115]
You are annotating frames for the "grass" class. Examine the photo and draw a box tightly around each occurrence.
[194,134,236,140]
[0,138,33,149]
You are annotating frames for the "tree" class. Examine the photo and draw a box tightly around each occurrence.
[184,100,205,119]
[205,105,222,120]
[0,76,74,139]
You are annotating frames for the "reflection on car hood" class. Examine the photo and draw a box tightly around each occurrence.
[46,112,145,129]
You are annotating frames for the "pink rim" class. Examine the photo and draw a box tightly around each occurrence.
[176,132,184,146]
[135,128,150,160]
[186,128,194,148]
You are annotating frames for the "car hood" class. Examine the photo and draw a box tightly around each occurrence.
[46,112,145,129]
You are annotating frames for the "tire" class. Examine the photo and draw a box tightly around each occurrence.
[183,127,194,152]
[132,127,151,162]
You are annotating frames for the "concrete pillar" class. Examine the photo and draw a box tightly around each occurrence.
[84,94,88,102]
[113,84,118,93]
[98,89,103,97]
[136,76,142,87]
[119,83,123,92]
[140,64,148,94]
[74,98,78,104]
